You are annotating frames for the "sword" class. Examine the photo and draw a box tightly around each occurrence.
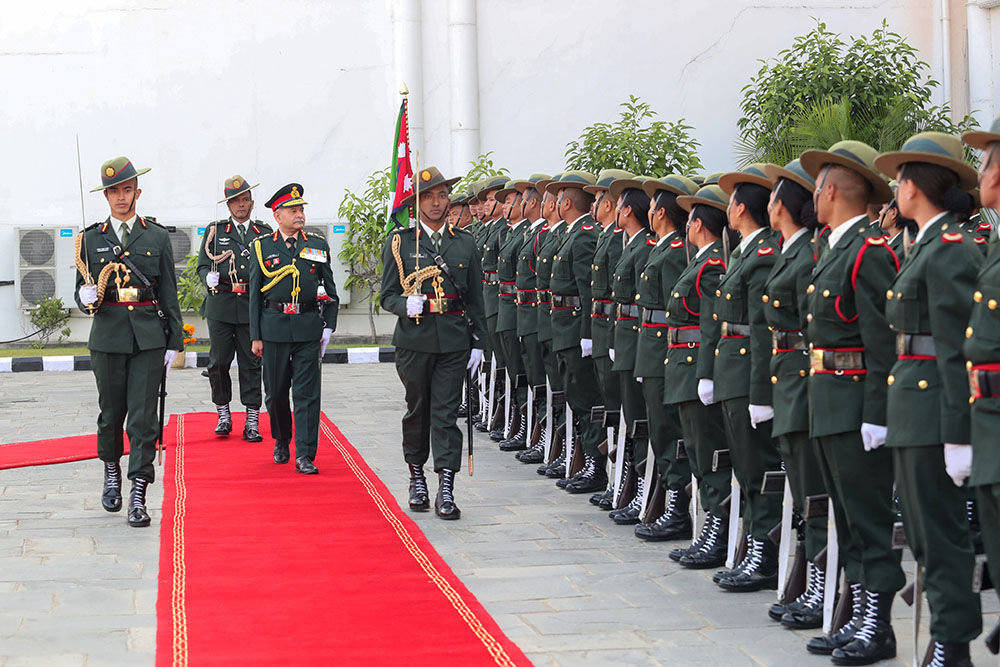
[157,361,168,466]
[467,367,475,476]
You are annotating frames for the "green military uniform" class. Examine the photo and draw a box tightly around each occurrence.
[800,142,905,610]
[876,135,983,645]
[75,156,183,527]
[249,185,339,469]
[495,182,529,437]
[197,177,271,423]
[479,176,509,388]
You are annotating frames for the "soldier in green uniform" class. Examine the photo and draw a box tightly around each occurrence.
[633,175,699,541]
[798,141,904,663]
[669,184,733,568]
[446,191,473,230]
[380,166,487,520]
[75,156,183,528]
[605,176,656,518]
[476,175,508,436]
[964,113,1000,659]
[197,175,271,440]
[249,184,339,475]
[582,169,633,507]
[760,160,828,627]
[874,133,983,665]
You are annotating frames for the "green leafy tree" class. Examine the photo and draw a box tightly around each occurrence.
[452,151,509,195]
[176,253,205,313]
[27,295,70,348]
[737,20,978,166]
[565,95,703,176]
[338,167,392,343]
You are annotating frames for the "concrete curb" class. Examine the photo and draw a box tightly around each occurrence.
[0,347,396,372]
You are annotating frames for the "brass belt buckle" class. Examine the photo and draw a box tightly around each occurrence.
[809,348,824,373]
[118,287,139,302]
[283,303,300,315]
[895,333,907,356]
[231,282,247,294]
[969,369,982,400]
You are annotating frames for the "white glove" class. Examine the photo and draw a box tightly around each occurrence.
[943,443,973,487]
[319,328,332,358]
[860,423,888,452]
[406,294,426,317]
[163,349,179,377]
[609,348,616,362]
[636,376,643,384]
[698,378,715,406]
[79,284,98,306]
[748,404,774,429]
[580,338,593,357]
[467,348,484,371]
[206,271,220,289]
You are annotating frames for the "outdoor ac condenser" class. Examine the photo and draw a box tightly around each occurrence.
[17,227,80,310]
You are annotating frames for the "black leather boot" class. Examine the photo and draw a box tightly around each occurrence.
[923,640,972,667]
[499,407,528,451]
[781,562,825,629]
[566,456,608,494]
[242,406,263,442]
[407,463,430,511]
[517,441,545,464]
[679,514,728,569]
[596,486,615,510]
[273,439,290,464]
[634,489,692,541]
[590,480,612,506]
[719,537,779,592]
[435,469,461,520]
[830,590,896,665]
[215,404,232,436]
[713,533,752,584]
[101,461,123,513]
[609,477,645,525]
[544,452,568,479]
[670,514,712,562]
[127,478,151,528]
[808,581,864,655]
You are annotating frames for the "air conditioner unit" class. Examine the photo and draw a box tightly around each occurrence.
[303,223,351,305]
[17,227,80,309]
[166,225,201,270]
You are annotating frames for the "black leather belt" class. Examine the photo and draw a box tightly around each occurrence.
[642,308,668,325]
[721,322,750,337]
[592,300,614,317]
[896,333,937,358]
[552,294,581,309]
[809,348,866,373]
[773,330,807,351]
[536,290,551,304]
[499,283,517,296]
[668,327,701,345]
[421,297,464,314]
[105,286,156,302]
[216,282,248,294]
[482,270,498,285]
[516,289,537,306]
[265,300,318,313]
[617,303,640,319]
[969,365,1000,399]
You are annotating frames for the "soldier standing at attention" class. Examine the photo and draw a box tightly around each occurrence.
[799,141,904,664]
[249,184,338,475]
[380,167,487,520]
[198,175,271,441]
[75,156,183,528]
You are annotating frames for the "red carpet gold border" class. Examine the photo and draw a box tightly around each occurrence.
[170,415,189,667]
[319,421,518,667]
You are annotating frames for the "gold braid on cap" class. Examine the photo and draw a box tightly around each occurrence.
[75,231,131,310]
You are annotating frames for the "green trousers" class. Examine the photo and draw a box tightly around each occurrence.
[520,333,546,389]
[555,348,604,458]
[619,371,647,466]
[643,377,687,491]
[92,348,164,483]
[207,318,262,408]
[395,347,466,472]
[540,339,565,429]
[816,431,904,593]
[594,355,621,412]
[499,329,527,408]
[262,339,322,462]
[720,396,783,541]
[677,400,730,518]
[978,483,1000,607]
[486,314,505,370]
[778,431,828,560]
[894,446,981,643]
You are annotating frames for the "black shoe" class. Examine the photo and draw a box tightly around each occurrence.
[719,538,779,592]
[987,619,1000,655]
[597,488,615,510]
[566,458,608,494]
[679,515,728,569]
[517,443,545,464]
[556,467,581,488]
[489,427,506,442]
[609,478,645,524]
[457,402,469,418]
[545,457,567,479]
[538,451,564,476]
[295,457,318,474]
[807,582,864,655]
[713,534,751,583]
[273,440,290,464]
[215,404,233,436]
[499,437,527,452]
[671,516,712,562]
[101,461,123,513]
[634,491,692,541]
[830,590,896,666]
[242,407,263,442]
[435,469,461,520]
[590,485,611,506]
[781,563,825,629]
[407,463,430,511]
[923,640,972,667]
[127,478,151,528]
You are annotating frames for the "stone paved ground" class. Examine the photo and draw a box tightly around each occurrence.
[1,364,997,666]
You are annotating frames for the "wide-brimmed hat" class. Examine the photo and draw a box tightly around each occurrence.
[583,169,635,195]
[700,172,725,187]
[265,183,308,210]
[642,174,699,200]
[534,173,564,195]
[719,163,774,194]
[494,179,525,202]
[608,176,656,203]
[476,175,508,202]
[514,173,551,195]
[544,170,597,194]
[677,184,730,213]
[764,159,815,193]
[963,113,1000,151]
[91,156,150,192]
[874,132,979,190]
[218,174,260,203]
[449,190,472,206]
[401,166,461,207]
[800,140,893,204]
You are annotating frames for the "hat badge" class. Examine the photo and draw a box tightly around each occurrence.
[233,179,242,188]
[291,186,300,198]
[421,170,432,182]
[105,166,115,177]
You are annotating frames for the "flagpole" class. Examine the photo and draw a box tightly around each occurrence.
[400,82,412,226]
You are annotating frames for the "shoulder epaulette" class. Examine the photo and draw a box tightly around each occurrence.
[646,238,657,246]
[942,232,964,243]
[757,246,774,256]
[271,230,280,241]
[581,224,594,231]
[85,221,102,231]
[308,230,325,239]
[613,227,624,234]
[975,237,987,244]
[99,221,110,233]
[977,222,992,232]
[250,223,264,235]
[142,216,162,229]
[540,225,549,232]
[865,236,886,246]
[670,239,684,249]
[706,257,724,266]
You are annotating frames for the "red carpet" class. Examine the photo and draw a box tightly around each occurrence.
[0,433,129,469]
[156,412,530,666]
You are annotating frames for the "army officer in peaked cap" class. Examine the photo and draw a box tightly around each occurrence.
[249,184,339,475]
[198,175,272,441]
[75,156,183,528]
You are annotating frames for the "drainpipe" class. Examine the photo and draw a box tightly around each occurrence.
[391,0,424,154]
[967,1,997,125]
[447,0,480,176]
[942,0,953,109]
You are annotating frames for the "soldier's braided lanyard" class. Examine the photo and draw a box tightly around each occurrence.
[391,232,442,297]
[254,240,300,306]
[203,224,238,283]
[75,231,130,310]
